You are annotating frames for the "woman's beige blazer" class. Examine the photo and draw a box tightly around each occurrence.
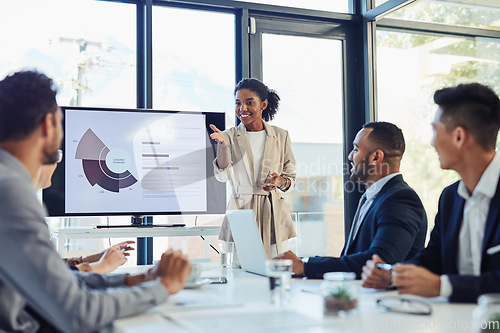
[214,121,296,258]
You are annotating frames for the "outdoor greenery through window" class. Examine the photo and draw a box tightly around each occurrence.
[385,0,500,30]
[376,29,500,231]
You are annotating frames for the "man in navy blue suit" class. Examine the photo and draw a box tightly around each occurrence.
[362,83,500,303]
[276,122,427,278]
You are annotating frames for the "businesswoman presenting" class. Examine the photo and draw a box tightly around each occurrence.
[210,78,296,259]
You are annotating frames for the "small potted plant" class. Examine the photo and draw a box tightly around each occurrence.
[322,272,358,316]
[480,313,500,333]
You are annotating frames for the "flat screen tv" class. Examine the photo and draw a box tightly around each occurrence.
[43,106,226,217]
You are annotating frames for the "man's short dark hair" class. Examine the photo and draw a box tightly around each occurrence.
[434,83,500,150]
[0,70,58,142]
[362,121,405,158]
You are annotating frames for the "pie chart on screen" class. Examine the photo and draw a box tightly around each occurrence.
[75,128,137,193]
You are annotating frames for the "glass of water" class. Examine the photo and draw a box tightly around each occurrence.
[265,259,293,308]
[218,241,235,268]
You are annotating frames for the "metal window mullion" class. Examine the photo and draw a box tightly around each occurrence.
[248,18,262,79]
[155,0,358,21]
[343,23,366,239]
[378,18,500,39]
[137,0,153,109]
[363,19,377,122]
[146,0,153,109]
[137,0,146,109]
[364,0,416,21]
[136,0,154,265]
[235,8,250,84]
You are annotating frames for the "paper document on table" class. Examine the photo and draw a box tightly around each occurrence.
[152,290,242,314]
[112,313,187,333]
[164,304,323,333]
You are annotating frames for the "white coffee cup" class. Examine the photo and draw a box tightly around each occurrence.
[187,264,202,283]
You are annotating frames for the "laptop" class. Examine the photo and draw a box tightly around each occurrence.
[226,209,268,276]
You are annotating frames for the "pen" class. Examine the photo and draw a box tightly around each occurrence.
[376,263,393,271]
[487,244,500,255]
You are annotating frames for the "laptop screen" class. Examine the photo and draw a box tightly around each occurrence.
[226,209,269,276]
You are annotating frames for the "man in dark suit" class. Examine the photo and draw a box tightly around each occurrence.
[362,83,500,303]
[276,122,427,278]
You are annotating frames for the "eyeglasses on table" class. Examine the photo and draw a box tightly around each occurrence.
[376,296,432,316]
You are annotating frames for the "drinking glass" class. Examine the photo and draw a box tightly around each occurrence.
[218,241,235,268]
[265,259,293,308]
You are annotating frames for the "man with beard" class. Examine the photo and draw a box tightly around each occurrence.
[275,122,427,279]
[0,70,192,332]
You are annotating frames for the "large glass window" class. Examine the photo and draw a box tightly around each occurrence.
[262,34,345,257]
[152,6,235,122]
[385,0,500,30]
[150,6,235,262]
[376,29,500,228]
[0,0,136,108]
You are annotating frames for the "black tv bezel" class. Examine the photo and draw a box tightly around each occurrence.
[43,106,226,217]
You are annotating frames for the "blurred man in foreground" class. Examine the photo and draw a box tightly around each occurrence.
[36,155,136,274]
[0,70,192,332]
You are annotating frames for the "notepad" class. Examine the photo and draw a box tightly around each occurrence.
[166,308,323,333]
[153,292,242,314]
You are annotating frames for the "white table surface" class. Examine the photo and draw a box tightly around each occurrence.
[105,262,478,333]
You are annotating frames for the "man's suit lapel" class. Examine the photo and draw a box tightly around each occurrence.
[235,122,255,184]
[348,174,402,250]
[482,176,500,256]
[444,190,465,273]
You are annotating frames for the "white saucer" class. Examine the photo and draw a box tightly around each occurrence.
[184,278,211,289]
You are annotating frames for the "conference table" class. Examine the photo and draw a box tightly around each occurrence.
[105,262,478,333]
